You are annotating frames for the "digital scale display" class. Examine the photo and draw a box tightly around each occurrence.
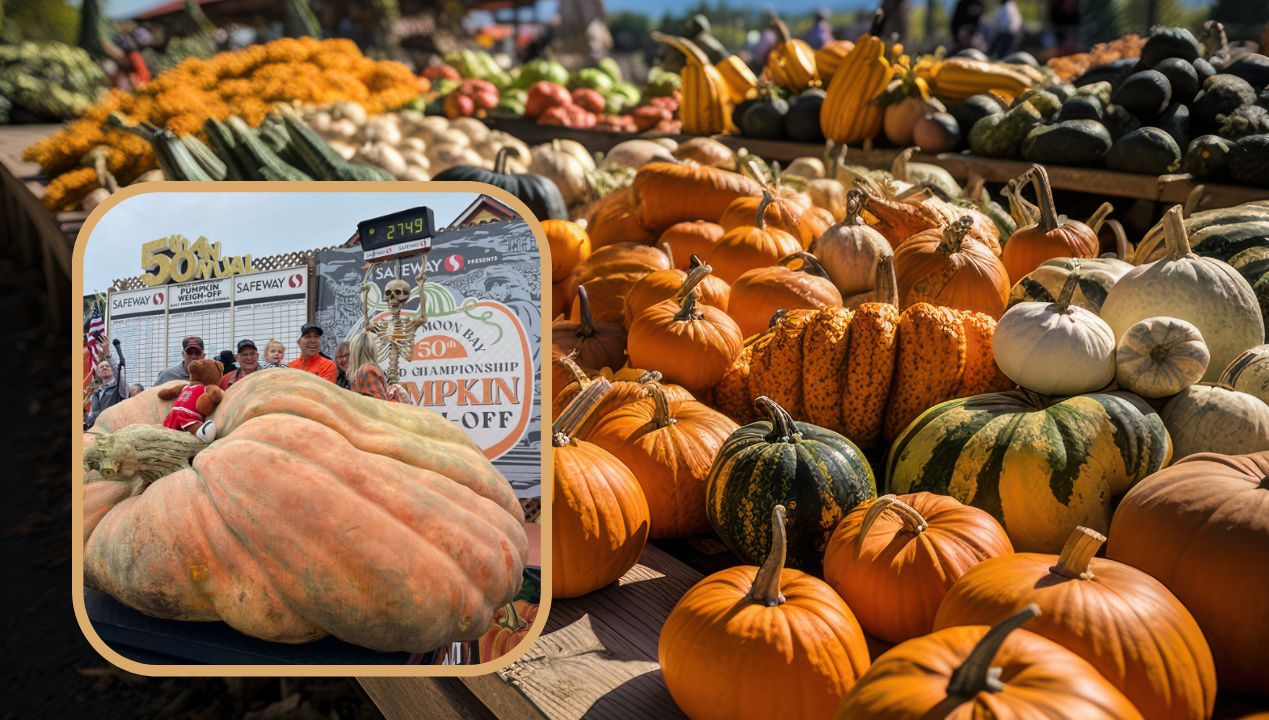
[358,206,435,262]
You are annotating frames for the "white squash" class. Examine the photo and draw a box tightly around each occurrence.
[401,167,431,182]
[326,140,357,161]
[890,147,961,199]
[1161,384,1269,459]
[552,139,597,172]
[1101,206,1264,381]
[362,115,402,146]
[672,137,736,169]
[433,127,471,150]
[843,253,899,309]
[811,189,893,297]
[328,118,359,140]
[601,140,675,170]
[330,101,367,126]
[427,145,483,174]
[1007,256,1133,313]
[993,272,1117,395]
[1220,344,1269,405]
[356,142,408,179]
[805,177,848,222]
[399,137,426,153]
[1115,317,1210,398]
[530,140,591,206]
[448,117,491,144]
[780,157,825,179]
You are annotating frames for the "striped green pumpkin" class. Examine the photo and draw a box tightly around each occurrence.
[1219,344,1269,404]
[705,396,875,572]
[886,390,1172,553]
[1007,257,1133,313]
[1229,246,1269,341]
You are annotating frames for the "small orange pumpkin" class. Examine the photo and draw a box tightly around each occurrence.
[707,192,803,283]
[552,285,627,372]
[583,186,657,250]
[627,275,744,394]
[542,218,591,280]
[658,220,725,270]
[623,254,731,326]
[567,242,672,325]
[631,161,764,232]
[893,215,1011,318]
[823,493,1014,644]
[659,505,871,720]
[728,251,843,338]
[1001,165,1099,282]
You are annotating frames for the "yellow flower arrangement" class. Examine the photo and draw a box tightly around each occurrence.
[26,37,421,211]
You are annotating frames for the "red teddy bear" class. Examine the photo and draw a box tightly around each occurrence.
[158,358,225,441]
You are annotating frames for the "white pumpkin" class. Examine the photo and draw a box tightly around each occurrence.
[672,137,736,169]
[993,272,1117,395]
[1220,344,1269,405]
[1161,384,1269,459]
[552,138,597,172]
[1115,317,1210,398]
[843,253,899,309]
[601,139,675,170]
[530,140,591,206]
[1100,206,1264,382]
[448,116,491,144]
[779,156,825,179]
[811,189,893,297]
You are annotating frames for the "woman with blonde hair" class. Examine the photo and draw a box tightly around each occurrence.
[346,330,407,402]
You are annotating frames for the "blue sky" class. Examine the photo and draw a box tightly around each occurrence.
[84,190,477,293]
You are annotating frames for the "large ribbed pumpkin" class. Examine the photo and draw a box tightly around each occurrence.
[660,505,871,720]
[887,390,1172,553]
[893,215,1010,318]
[658,220,725,270]
[1107,451,1269,695]
[588,383,738,538]
[727,252,843,338]
[567,242,672,325]
[823,493,1014,644]
[584,186,657,250]
[1001,166,1100,282]
[705,396,875,572]
[551,380,650,599]
[935,526,1218,720]
[631,161,763,232]
[1101,205,1264,381]
[835,605,1143,720]
[82,370,528,652]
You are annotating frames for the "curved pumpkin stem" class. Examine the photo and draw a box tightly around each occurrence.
[650,31,711,68]
[1052,267,1081,313]
[634,369,664,384]
[844,189,868,226]
[644,382,678,428]
[575,285,598,337]
[556,350,591,388]
[673,289,703,322]
[778,251,830,278]
[1002,173,1040,227]
[754,191,773,231]
[1104,219,1131,262]
[1183,184,1206,218]
[860,494,928,539]
[946,604,1042,697]
[660,241,676,269]
[83,425,208,495]
[552,377,612,447]
[674,260,714,307]
[1028,165,1060,232]
[1160,205,1194,261]
[939,216,974,255]
[494,145,516,174]
[1050,526,1106,581]
[890,147,917,183]
[755,395,802,443]
[1085,202,1114,235]
[873,254,899,306]
[745,504,788,607]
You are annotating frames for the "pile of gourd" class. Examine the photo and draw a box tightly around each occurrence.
[548,141,1269,719]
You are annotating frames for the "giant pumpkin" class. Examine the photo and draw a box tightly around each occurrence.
[887,390,1172,553]
[935,526,1218,720]
[82,369,528,652]
[1107,451,1269,695]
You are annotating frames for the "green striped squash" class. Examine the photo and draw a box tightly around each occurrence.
[705,396,875,572]
[1229,246,1269,341]
[1007,257,1133,313]
[1220,344,1269,404]
[886,390,1172,553]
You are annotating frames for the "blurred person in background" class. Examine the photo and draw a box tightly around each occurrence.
[86,359,129,429]
[1049,0,1081,56]
[335,340,351,389]
[750,9,780,70]
[805,9,834,49]
[951,0,987,53]
[987,0,1022,57]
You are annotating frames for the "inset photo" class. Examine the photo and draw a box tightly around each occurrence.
[75,184,546,671]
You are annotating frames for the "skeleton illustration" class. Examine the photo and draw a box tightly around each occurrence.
[362,261,429,380]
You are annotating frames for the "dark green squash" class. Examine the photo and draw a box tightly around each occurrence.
[1073,81,1113,107]
[1225,54,1269,89]
[740,94,789,140]
[1022,120,1112,165]
[968,101,1044,158]
[1057,95,1103,122]
[1014,88,1062,119]
[704,396,875,572]
[784,89,826,143]
[1102,103,1141,140]
[1074,58,1136,89]
[1183,135,1235,178]
[1153,57,1200,105]
[434,146,568,220]
[1003,51,1040,68]
[1191,74,1257,134]
[1192,58,1216,84]
[1106,126,1181,174]
[1229,134,1269,187]
[1229,246,1269,340]
[1112,70,1172,120]
[950,94,1004,136]
[1218,104,1269,140]
[731,97,760,132]
[1152,102,1191,150]
[1139,26,1202,67]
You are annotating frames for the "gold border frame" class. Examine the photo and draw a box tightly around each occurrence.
[71,181,553,677]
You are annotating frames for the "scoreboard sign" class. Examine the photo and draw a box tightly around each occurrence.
[358,206,435,262]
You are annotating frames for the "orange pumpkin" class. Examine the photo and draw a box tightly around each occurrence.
[728,252,843,338]
[623,255,731,326]
[1001,165,1099,282]
[631,161,764,231]
[824,493,1014,644]
[658,220,725,270]
[82,370,528,652]
[542,218,591,280]
[583,186,657,249]
[553,285,627,371]
[659,505,871,720]
[861,185,1002,254]
[628,281,744,394]
[588,383,739,538]
[706,192,803,284]
[552,380,650,599]
[935,526,1218,720]
[893,215,1011,318]
[1107,451,1269,695]
[551,361,693,435]
[567,242,672,325]
[835,605,1144,720]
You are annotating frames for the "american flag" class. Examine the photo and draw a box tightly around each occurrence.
[85,300,106,375]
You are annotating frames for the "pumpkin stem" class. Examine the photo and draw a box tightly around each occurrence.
[1160,205,1194,260]
[939,216,974,254]
[946,604,1042,698]
[494,146,514,175]
[1105,219,1131,262]
[755,395,802,443]
[673,288,703,322]
[660,241,676,269]
[1183,184,1206,218]
[1050,526,1106,580]
[755,191,773,231]
[844,189,867,226]
[575,285,597,337]
[891,147,916,182]
[771,17,792,44]
[778,251,830,278]
[644,382,677,428]
[674,261,713,307]
[1002,174,1040,227]
[1085,202,1114,235]
[556,350,591,388]
[635,369,664,384]
[83,425,208,496]
[869,7,885,36]
[1028,165,1060,232]
[860,494,928,538]
[1052,267,1081,313]
[873,254,899,306]
[745,504,789,607]
[552,376,612,447]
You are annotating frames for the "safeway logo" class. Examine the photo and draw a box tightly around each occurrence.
[288,273,303,288]
[152,292,164,305]
[443,254,464,272]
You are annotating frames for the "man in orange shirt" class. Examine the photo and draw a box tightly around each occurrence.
[288,324,338,383]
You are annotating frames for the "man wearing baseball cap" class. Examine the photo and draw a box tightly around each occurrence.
[220,339,263,390]
[156,336,206,384]
[288,323,338,383]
